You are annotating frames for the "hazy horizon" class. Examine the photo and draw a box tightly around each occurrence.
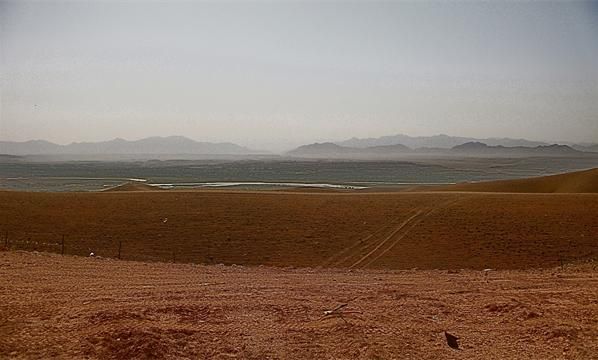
[0,131,592,149]
[2,1,597,151]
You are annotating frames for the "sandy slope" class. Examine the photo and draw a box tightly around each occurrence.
[433,168,598,193]
[0,190,596,269]
[0,251,596,359]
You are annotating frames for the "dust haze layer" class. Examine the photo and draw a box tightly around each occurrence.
[2,1,598,149]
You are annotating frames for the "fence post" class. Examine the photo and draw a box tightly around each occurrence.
[61,235,65,255]
[118,241,122,260]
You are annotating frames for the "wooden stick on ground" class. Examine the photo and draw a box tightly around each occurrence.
[319,303,363,323]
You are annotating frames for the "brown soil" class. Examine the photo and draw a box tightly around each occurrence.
[1,251,596,359]
[0,190,596,269]
[432,168,598,193]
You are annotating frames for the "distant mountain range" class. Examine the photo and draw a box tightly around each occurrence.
[0,136,257,155]
[572,144,598,152]
[337,134,555,149]
[287,143,411,158]
[1,134,596,158]
[450,142,581,155]
[288,141,589,159]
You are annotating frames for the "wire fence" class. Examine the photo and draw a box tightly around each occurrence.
[1,229,595,268]
[0,230,224,265]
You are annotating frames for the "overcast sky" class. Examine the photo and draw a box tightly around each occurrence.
[1,1,597,150]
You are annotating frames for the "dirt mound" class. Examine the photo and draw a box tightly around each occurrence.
[103,182,161,192]
[436,168,598,193]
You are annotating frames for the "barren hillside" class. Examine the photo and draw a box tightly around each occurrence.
[1,189,596,269]
[434,168,598,193]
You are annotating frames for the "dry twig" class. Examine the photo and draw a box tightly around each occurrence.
[319,302,362,323]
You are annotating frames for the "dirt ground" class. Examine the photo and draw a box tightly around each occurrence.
[0,251,596,359]
[0,190,596,269]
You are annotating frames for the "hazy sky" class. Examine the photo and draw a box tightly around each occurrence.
[1,1,597,150]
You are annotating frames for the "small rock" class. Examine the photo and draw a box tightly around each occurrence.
[445,331,460,350]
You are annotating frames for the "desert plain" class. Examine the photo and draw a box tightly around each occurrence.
[1,168,597,359]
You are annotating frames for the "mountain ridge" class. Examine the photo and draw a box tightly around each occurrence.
[288,141,584,159]
[338,133,555,149]
[2,134,596,156]
[0,136,257,155]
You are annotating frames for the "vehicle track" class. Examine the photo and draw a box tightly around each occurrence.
[319,210,418,268]
[359,197,464,268]
[325,197,464,269]
[347,211,424,268]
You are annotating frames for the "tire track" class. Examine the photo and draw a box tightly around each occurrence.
[329,196,464,270]
[348,210,424,269]
[319,211,417,268]
[322,195,466,269]
[357,197,465,269]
